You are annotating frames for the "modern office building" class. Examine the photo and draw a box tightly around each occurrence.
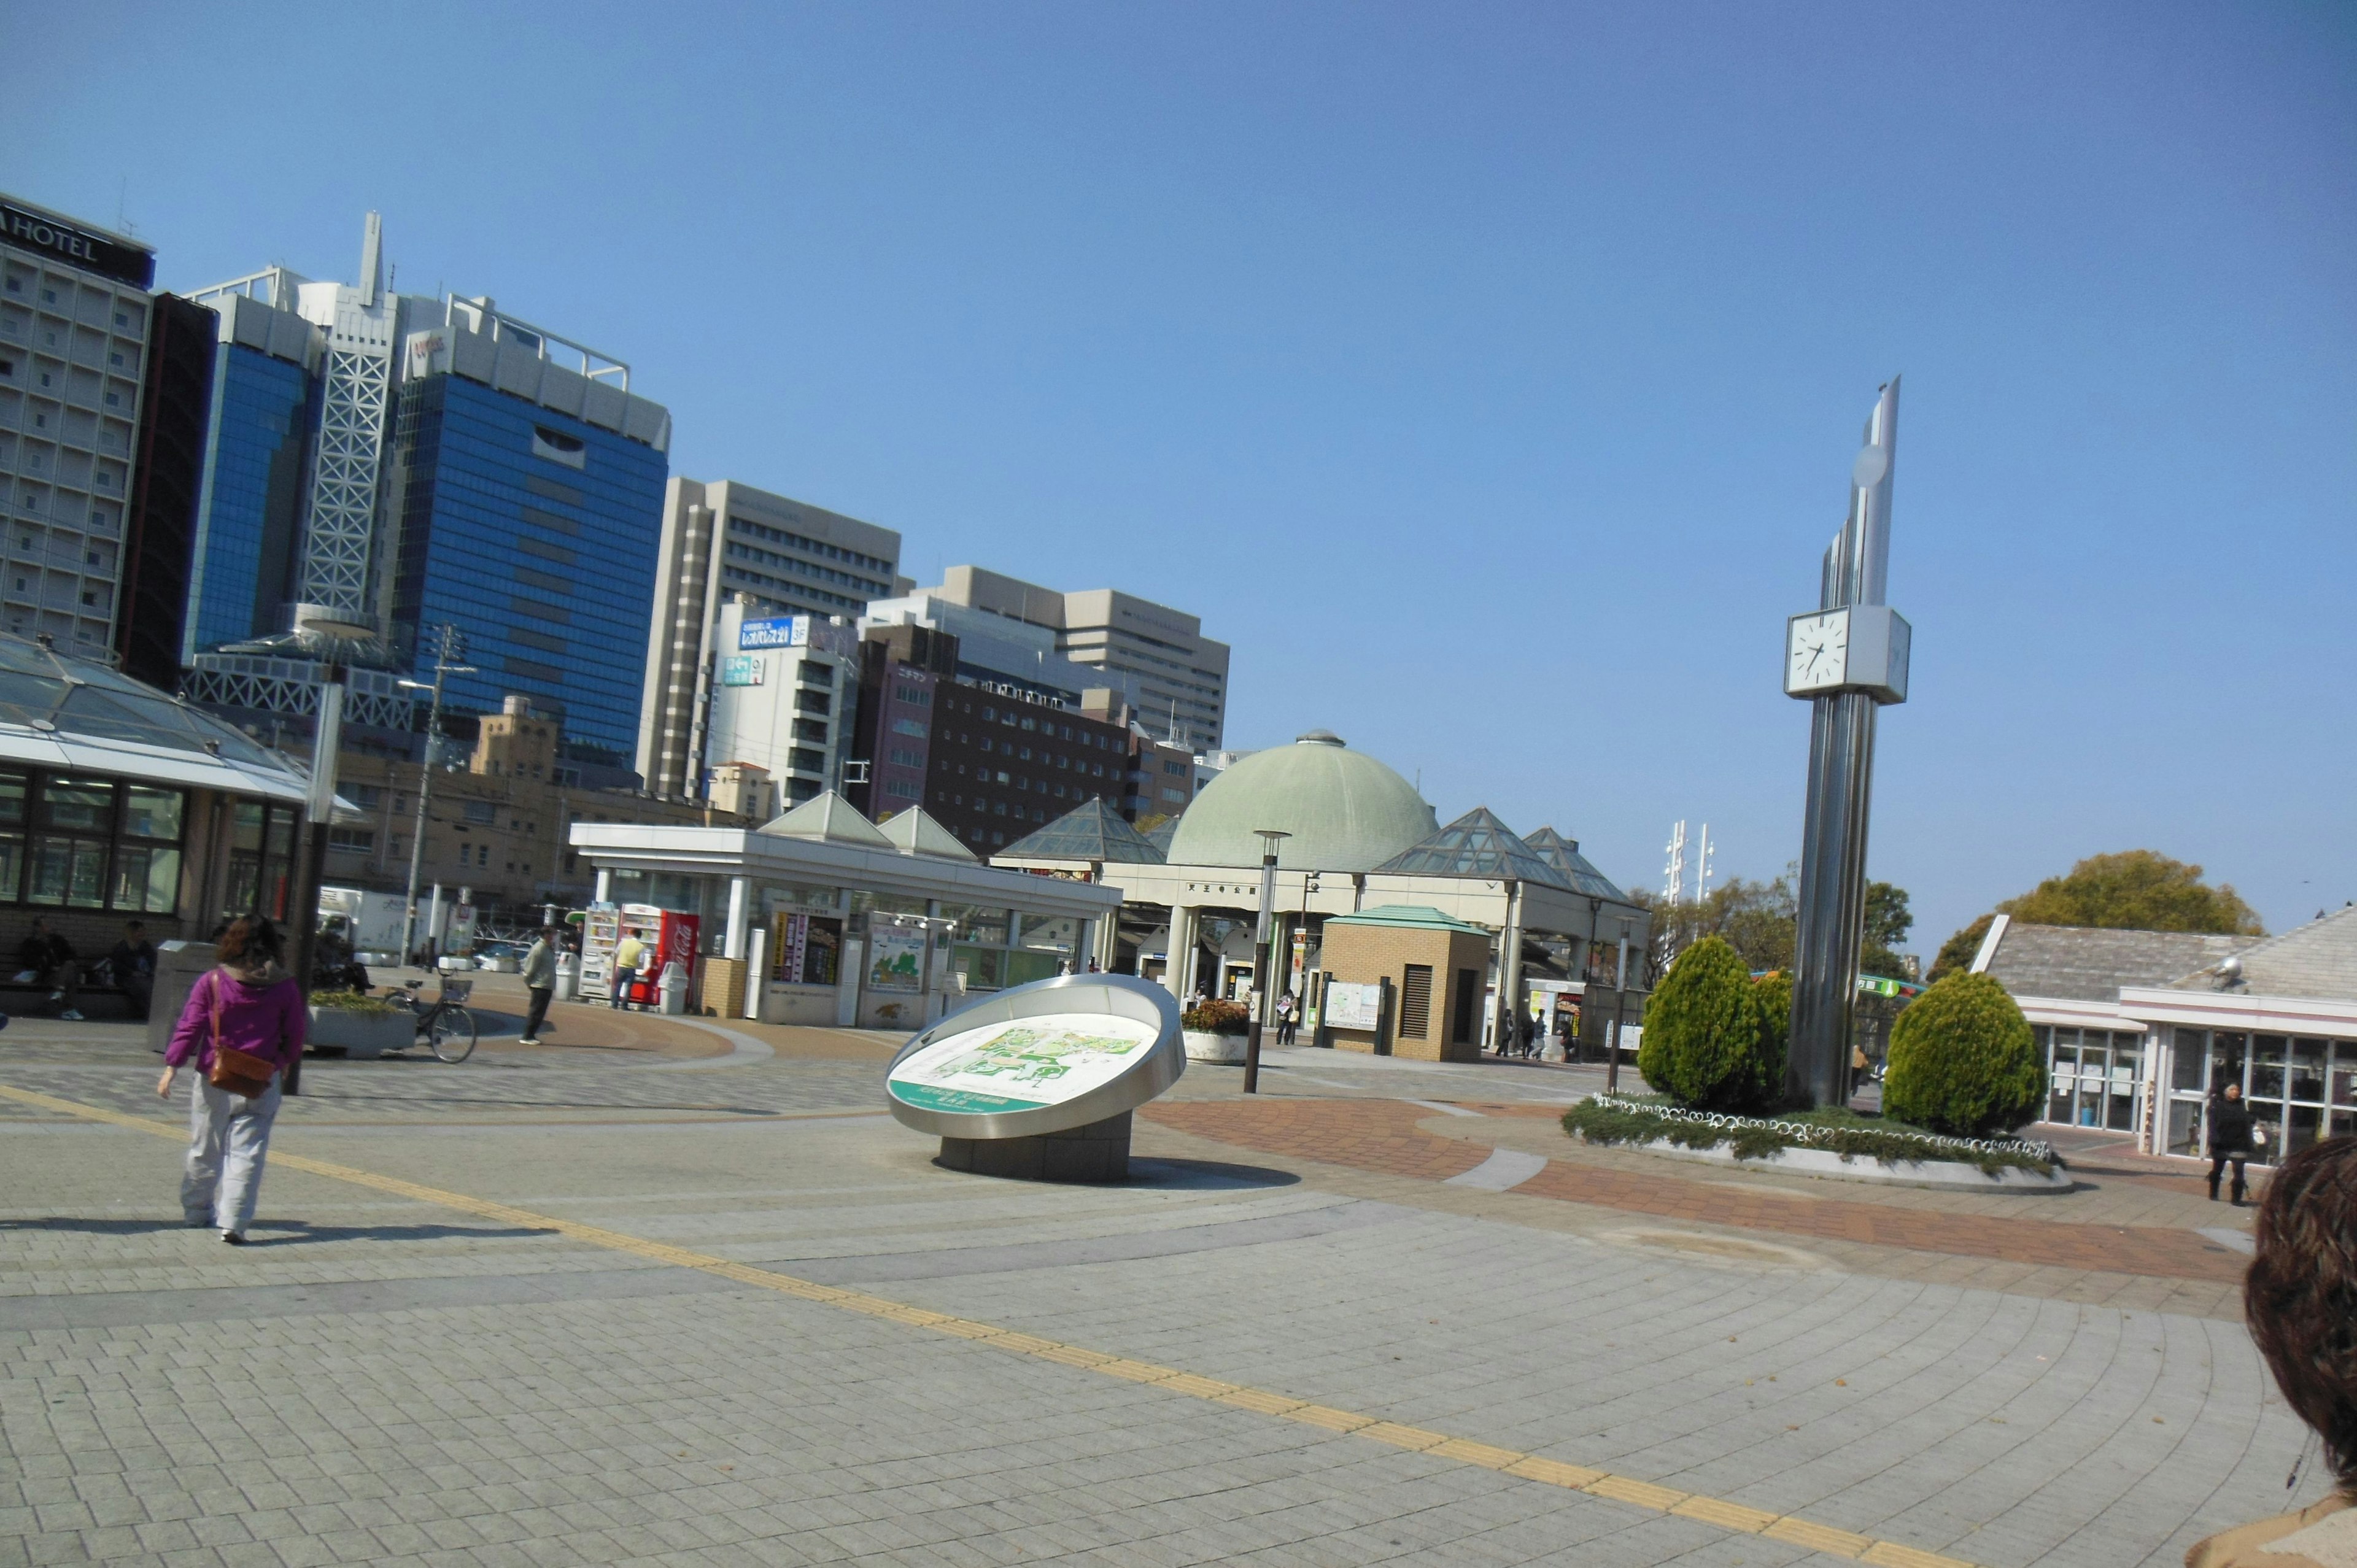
[179,216,673,774]
[872,566,1229,751]
[637,477,901,800]
[114,293,219,689]
[0,195,167,654]
[700,600,862,809]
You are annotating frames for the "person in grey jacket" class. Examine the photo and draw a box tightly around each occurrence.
[519,927,559,1045]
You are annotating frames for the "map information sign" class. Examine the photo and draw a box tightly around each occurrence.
[884,973,1184,1140]
[888,1011,1156,1115]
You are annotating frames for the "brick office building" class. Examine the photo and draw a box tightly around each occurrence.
[845,624,1185,857]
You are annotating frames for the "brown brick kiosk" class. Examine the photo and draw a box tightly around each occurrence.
[1320,905,1492,1062]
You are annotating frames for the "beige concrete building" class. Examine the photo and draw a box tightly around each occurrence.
[880,566,1231,752]
[637,477,902,800]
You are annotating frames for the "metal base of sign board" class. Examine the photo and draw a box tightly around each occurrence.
[937,1112,1132,1183]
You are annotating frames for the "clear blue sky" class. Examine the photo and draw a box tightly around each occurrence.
[9,2,2353,955]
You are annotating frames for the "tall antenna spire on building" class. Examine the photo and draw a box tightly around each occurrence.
[358,211,383,307]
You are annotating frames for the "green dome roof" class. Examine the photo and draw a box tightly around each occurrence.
[1166,731,1437,872]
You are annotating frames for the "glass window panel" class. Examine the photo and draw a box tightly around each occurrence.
[942,905,1009,945]
[2166,1099,2200,1156]
[29,838,79,903]
[2332,1108,2356,1140]
[0,834,20,901]
[2250,1035,2288,1099]
[42,776,114,832]
[761,882,840,914]
[230,801,265,853]
[1018,913,1078,954]
[67,838,106,907]
[2105,1090,2135,1131]
[2332,1060,2357,1108]
[0,771,25,827]
[2112,1032,2145,1078]
[2047,1084,2073,1124]
[2246,1100,2284,1165]
[951,944,1004,991]
[2170,1030,2209,1091]
[2288,1039,2328,1103]
[2286,1103,2323,1157]
[1004,949,1061,986]
[2210,1033,2248,1095]
[141,846,179,914]
[122,786,182,840]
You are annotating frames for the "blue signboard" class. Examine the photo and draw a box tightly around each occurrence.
[740,616,805,650]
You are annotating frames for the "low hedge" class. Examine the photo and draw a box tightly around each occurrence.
[1563,1092,2059,1177]
[308,989,400,1018]
[1182,1000,1249,1036]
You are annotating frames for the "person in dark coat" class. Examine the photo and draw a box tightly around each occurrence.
[2207,1081,2264,1204]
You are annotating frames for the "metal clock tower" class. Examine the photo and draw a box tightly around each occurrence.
[1783,380,1911,1108]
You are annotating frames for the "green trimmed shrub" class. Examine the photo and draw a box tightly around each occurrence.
[1882,971,2045,1137]
[1751,969,1792,1101]
[1637,937,1779,1111]
[1182,1000,1249,1035]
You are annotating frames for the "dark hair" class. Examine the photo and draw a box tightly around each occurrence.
[217,916,284,969]
[2245,1137,2357,1491]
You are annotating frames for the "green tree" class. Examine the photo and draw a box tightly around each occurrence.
[1861,881,1913,979]
[1997,850,2262,935]
[1927,913,1995,984]
[1637,937,1780,1111]
[1881,971,2045,1137]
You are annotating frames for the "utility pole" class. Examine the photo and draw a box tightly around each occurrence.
[398,625,475,965]
[1242,829,1290,1094]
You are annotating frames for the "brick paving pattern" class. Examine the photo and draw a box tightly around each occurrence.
[1142,1097,2248,1284]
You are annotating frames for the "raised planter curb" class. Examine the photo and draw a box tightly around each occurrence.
[1590,1132,2075,1192]
[1183,1029,1247,1064]
[307,1007,414,1060]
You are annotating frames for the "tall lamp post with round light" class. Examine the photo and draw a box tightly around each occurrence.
[1242,828,1290,1094]
[288,603,379,1051]
[396,625,475,965]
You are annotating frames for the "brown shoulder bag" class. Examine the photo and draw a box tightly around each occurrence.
[202,971,278,1099]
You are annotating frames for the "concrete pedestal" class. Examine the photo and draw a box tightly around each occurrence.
[938,1112,1132,1183]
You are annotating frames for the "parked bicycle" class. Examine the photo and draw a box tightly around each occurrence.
[384,975,478,1063]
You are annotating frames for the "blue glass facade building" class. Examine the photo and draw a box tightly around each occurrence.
[387,374,667,770]
[184,343,314,657]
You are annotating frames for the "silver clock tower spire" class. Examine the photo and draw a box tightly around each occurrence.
[1785,379,1911,1108]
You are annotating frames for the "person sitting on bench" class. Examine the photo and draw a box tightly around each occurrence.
[18,917,82,1020]
[106,919,157,1019]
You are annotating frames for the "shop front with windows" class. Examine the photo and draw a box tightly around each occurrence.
[1978,908,2357,1162]
[570,794,1118,1032]
[0,633,317,962]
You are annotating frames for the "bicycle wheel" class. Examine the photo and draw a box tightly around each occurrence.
[428,1006,477,1064]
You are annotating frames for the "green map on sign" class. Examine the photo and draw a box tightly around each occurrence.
[926,1024,1144,1087]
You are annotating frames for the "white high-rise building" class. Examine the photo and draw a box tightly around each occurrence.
[0,196,161,652]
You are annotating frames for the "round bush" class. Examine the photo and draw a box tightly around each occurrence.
[1882,971,2045,1137]
[1638,937,1778,1111]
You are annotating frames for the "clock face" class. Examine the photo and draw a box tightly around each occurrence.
[1786,611,1849,693]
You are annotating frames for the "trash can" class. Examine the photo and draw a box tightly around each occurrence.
[657,960,688,1016]
[554,952,579,1003]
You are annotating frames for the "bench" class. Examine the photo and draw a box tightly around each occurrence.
[0,961,147,1020]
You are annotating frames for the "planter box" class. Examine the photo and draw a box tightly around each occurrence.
[307,1006,414,1060]
[1183,1029,1247,1064]
[1598,1133,2072,1192]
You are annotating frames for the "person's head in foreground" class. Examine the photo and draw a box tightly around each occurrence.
[216,917,284,975]
[2248,1137,2357,1499]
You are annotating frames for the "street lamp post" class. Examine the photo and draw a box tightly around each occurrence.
[397,625,475,965]
[1242,828,1291,1095]
[287,604,377,1091]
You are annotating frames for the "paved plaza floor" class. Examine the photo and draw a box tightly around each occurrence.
[0,984,2328,1567]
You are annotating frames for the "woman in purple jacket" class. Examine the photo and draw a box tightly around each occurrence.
[156,917,306,1244]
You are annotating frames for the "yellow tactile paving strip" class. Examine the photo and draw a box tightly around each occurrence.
[0,1084,1975,1568]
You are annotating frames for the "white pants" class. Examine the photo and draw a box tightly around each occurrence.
[183,1074,282,1233]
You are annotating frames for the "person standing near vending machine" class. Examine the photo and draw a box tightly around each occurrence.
[611,932,647,1010]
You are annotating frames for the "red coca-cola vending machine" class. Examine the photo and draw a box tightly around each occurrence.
[589,905,701,1008]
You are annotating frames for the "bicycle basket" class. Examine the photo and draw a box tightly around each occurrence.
[438,977,474,1003]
